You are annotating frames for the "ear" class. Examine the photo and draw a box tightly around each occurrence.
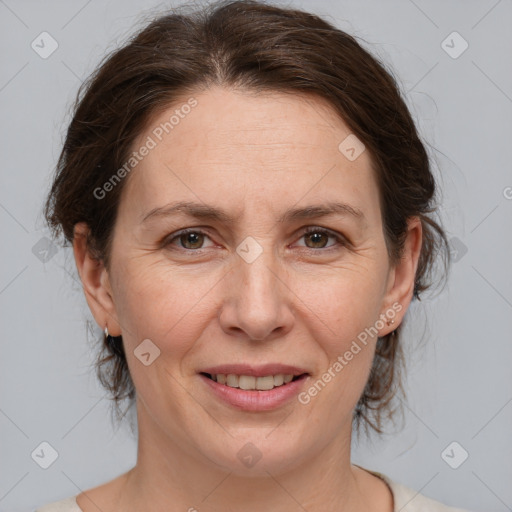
[72,222,122,336]
[378,216,423,336]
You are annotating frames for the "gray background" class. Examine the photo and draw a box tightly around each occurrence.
[1,0,511,511]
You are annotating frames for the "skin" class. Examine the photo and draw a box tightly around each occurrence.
[73,86,422,511]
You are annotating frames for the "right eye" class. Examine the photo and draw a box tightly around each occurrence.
[165,228,215,251]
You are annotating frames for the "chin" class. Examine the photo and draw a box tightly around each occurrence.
[197,428,311,477]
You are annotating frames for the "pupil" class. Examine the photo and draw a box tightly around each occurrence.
[183,232,202,248]
[180,232,327,250]
[308,232,326,248]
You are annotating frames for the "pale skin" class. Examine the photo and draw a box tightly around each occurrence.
[73,86,422,511]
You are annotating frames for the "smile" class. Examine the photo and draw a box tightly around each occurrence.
[203,373,302,390]
[199,372,309,411]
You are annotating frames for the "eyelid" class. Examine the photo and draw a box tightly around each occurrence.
[297,226,347,249]
[162,227,216,249]
[163,225,348,252]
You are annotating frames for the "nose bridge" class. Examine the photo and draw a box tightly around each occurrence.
[242,245,280,301]
[220,237,293,341]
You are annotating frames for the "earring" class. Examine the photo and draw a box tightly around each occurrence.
[104,325,124,356]
[386,318,395,326]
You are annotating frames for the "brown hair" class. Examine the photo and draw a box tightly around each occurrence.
[44,0,450,436]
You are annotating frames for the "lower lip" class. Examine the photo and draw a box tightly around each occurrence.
[200,374,309,411]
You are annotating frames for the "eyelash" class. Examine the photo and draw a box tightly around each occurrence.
[164,226,347,254]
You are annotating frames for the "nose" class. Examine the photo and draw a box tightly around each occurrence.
[218,247,295,342]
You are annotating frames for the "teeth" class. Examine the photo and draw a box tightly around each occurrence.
[239,375,256,390]
[273,374,284,386]
[226,374,239,387]
[256,376,275,390]
[210,373,298,390]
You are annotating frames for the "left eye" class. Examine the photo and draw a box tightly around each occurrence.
[165,227,344,251]
[297,228,343,249]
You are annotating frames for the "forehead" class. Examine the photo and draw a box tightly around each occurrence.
[135,87,359,157]
[121,86,379,222]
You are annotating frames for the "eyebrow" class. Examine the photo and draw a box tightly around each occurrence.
[141,200,366,226]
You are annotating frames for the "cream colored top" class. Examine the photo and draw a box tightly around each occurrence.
[35,466,471,511]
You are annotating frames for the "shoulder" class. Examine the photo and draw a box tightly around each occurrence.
[386,478,471,511]
[35,496,82,512]
[356,465,472,512]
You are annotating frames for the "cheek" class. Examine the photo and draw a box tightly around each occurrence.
[289,269,384,408]
[111,237,387,362]
[291,268,385,344]
[296,278,381,413]
[112,259,222,351]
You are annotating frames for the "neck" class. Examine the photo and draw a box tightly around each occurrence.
[115,403,383,511]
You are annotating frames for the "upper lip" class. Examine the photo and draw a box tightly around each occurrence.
[199,364,310,378]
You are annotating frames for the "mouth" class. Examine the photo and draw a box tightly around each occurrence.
[198,367,310,411]
[200,372,308,391]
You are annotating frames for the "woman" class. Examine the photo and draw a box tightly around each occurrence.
[37,0,470,510]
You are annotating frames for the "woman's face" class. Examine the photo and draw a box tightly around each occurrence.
[80,86,420,475]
